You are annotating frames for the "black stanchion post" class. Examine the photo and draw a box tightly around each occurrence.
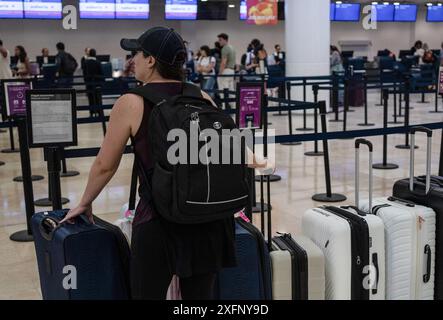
[296,79,313,131]
[358,75,375,127]
[311,101,347,203]
[1,118,19,153]
[430,79,443,113]
[343,79,348,132]
[373,90,399,170]
[273,81,287,116]
[60,147,80,178]
[281,82,301,146]
[376,71,383,106]
[388,78,403,125]
[305,85,324,157]
[10,117,34,242]
[255,95,281,182]
[223,88,230,110]
[329,73,342,122]
[46,147,63,210]
[440,129,443,177]
[34,172,70,207]
[396,77,418,150]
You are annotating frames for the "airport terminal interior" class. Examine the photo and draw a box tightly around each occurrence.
[1,0,443,300]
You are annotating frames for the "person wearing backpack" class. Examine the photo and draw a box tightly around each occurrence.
[60,27,273,300]
[55,42,78,86]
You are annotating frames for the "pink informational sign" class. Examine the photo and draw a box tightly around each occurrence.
[1,80,33,117]
[246,0,278,25]
[439,67,443,95]
[236,83,264,130]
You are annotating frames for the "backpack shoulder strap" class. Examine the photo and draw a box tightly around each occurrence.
[129,84,167,105]
[182,82,203,98]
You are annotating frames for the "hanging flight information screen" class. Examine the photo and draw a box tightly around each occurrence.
[80,0,115,19]
[115,0,150,20]
[26,89,77,148]
[0,0,24,18]
[24,0,62,19]
[165,0,197,20]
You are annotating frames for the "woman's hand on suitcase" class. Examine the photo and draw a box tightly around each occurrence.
[60,204,94,224]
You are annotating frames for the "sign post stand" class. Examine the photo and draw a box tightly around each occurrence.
[26,89,77,211]
[1,79,44,181]
[9,116,35,242]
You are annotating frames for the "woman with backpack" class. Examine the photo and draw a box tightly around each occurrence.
[60,27,273,300]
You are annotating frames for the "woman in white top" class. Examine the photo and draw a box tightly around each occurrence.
[196,45,216,97]
[13,46,31,78]
[0,40,13,79]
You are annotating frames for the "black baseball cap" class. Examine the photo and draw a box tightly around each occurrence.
[120,27,186,66]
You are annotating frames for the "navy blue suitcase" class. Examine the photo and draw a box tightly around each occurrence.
[216,218,272,300]
[31,210,131,300]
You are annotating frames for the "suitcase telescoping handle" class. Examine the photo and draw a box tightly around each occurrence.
[260,173,272,252]
[355,139,373,213]
[410,127,432,194]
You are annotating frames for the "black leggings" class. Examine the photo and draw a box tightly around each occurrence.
[130,219,216,300]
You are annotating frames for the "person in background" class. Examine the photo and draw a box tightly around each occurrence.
[196,45,216,97]
[183,40,195,77]
[55,42,78,85]
[0,40,12,80]
[273,44,285,64]
[123,51,136,77]
[210,41,222,74]
[422,43,436,65]
[83,48,104,116]
[13,45,31,78]
[81,47,91,72]
[243,39,261,73]
[330,45,344,73]
[411,40,423,56]
[41,48,50,63]
[217,33,236,109]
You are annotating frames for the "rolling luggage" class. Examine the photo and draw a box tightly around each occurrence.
[391,127,440,299]
[31,210,131,300]
[216,174,272,300]
[271,233,325,300]
[302,139,385,300]
[359,197,436,300]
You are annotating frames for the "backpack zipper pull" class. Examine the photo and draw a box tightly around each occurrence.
[191,112,200,123]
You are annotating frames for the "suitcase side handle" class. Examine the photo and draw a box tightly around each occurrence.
[410,126,432,194]
[355,139,373,213]
[39,217,60,241]
[423,245,432,283]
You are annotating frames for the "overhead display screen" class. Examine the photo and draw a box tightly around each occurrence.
[165,0,197,20]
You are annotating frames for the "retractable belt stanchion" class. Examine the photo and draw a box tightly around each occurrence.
[396,77,419,150]
[329,73,343,123]
[430,79,443,113]
[373,89,399,170]
[273,81,287,117]
[342,79,349,133]
[376,71,383,107]
[388,77,403,125]
[417,92,429,104]
[312,101,347,203]
[439,129,443,177]
[45,147,63,210]
[255,95,281,183]
[1,118,19,153]
[281,82,302,146]
[358,75,375,127]
[60,147,80,177]
[10,116,35,242]
[304,85,324,157]
[296,79,314,132]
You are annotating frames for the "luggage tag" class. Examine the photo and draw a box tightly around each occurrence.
[238,210,251,223]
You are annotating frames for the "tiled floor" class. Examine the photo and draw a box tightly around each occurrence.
[0,89,442,299]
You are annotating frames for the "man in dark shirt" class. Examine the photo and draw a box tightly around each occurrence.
[55,42,77,86]
[83,48,104,116]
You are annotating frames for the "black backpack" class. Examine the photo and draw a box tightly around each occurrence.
[131,83,249,224]
[63,53,78,74]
